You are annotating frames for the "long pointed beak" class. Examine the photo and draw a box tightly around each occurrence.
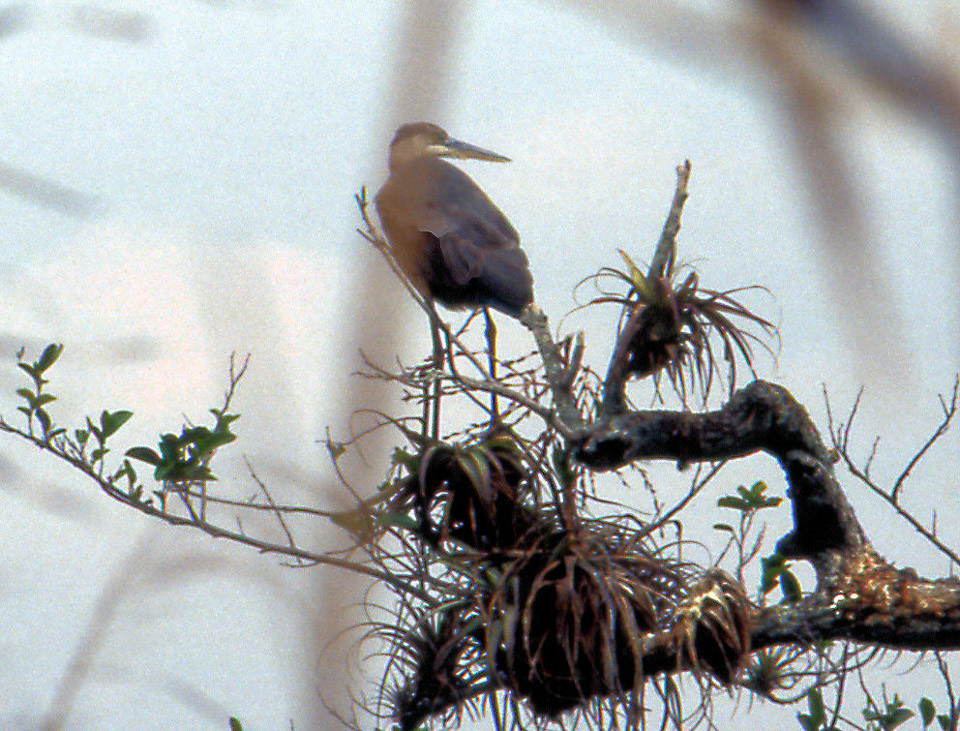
[431,137,511,163]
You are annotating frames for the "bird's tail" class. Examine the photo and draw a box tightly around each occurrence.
[481,248,535,318]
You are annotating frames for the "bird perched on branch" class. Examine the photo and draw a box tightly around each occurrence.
[375,122,534,318]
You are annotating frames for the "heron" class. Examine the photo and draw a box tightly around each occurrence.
[375,122,534,319]
[375,122,534,434]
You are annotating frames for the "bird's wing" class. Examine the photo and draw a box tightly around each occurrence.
[436,234,484,285]
[415,162,519,250]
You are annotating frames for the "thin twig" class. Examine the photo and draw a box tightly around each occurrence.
[892,375,958,501]
[246,458,304,565]
[825,383,960,569]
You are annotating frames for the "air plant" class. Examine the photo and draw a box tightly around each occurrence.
[377,431,753,729]
[670,568,752,687]
[595,250,778,409]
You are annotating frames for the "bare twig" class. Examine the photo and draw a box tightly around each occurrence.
[826,381,960,569]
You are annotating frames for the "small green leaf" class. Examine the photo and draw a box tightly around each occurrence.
[194,431,236,456]
[37,343,64,373]
[919,698,935,726]
[761,560,782,594]
[713,523,734,533]
[717,496,751,511]
[119,460,138,488]
[938,714,952,730]
[780,569,803,603]
[720,481,783,512]
[34,393,57,407]
[86,416,103,444]
[865,697,914,730]
[376,511,419,532]
[90,447,108,462]
[75,428,89,445]
[806,689,825,726]
[180,425,211,445]
[126,446,162,466]
[100,409,133,439]
[211,409,240,429]
[228,717,243,731]
[158,433,182,460]
[15,388,34,402]
[36,409,52,433]
[390,446,417,472]
[887,708,914,729]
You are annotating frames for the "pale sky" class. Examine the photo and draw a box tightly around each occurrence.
[2,1,959,728]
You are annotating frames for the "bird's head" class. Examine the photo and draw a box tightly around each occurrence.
[387,122,511,169]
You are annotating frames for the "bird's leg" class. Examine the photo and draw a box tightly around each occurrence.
[483,307,500,424]
[427,304,444,442]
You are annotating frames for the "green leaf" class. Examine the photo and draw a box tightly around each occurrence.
[75,428,89,446]
[91,447,108,463]
[180,425,212,445]
[376,511,419,532]
[37,343,64,373]
[748,480,767,494]
[126,446,162,466]
[919,698,935,726]
[780,569,803,603]
[158,433,182,461]
[34,393,57,407]
[16,388,35,402]
[390,446,417,472]
[119,460,138,488]
[713,523,734,533]
[806,689,825,727]
[194,430,236,456]
[211,409,240,429]
[228,718,243,731]
[717,496,751,511]
[721,481,783,512]
[100,409,133,439]
[887,708,914,729]
[865,698,914,730]
[938,714,952,730]
[17,362,38,380]
[85,416,103,444]
[36,409,52,433]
